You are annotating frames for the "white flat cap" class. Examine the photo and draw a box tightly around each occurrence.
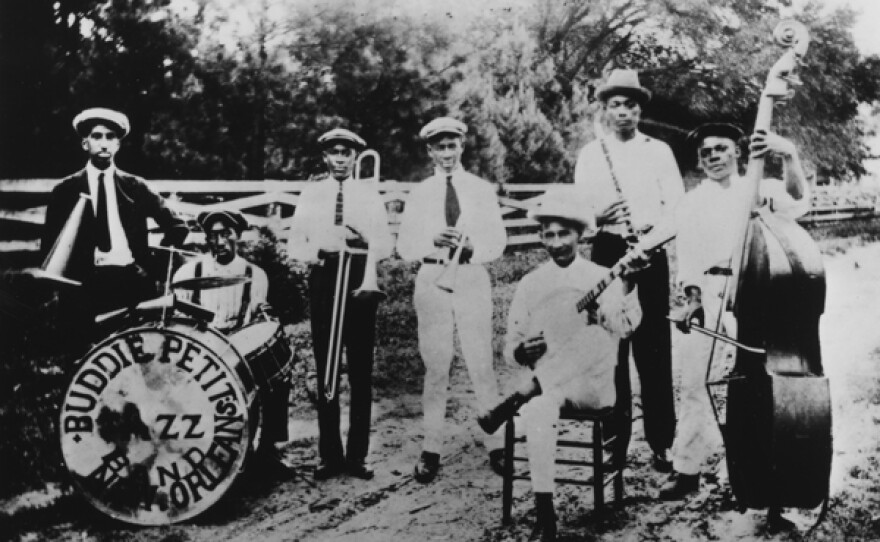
[419,117,467,141]
[318,128,366,149]
[72,108,130,138]
[528,186,595,232]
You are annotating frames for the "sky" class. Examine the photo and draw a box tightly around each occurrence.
[791,0,880,55]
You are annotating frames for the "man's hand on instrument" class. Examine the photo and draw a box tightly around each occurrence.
[514,334,547,369]
[672,286,704,333]
[596,200,631,228]
[749,129,796,160]
[345,225,368,250]
[433,227,464,249]
[318,226,348,258]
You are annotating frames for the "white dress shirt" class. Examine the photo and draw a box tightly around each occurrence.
[504,256,641,409]
[286,177,393,263]
[396,167,507,264]
[173,254,268,332]
[87,162,134,266]
[674,174,811,291]
[574,133,684,237]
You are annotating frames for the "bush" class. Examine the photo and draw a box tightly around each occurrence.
[239,227,310,324]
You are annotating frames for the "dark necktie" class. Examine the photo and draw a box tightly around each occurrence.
[444,175,460,227]
[95,172,112,251]
[334,181,344,226]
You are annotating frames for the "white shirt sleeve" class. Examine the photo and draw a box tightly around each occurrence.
[653,142,685,235]
[760,177,811,220]
[286,184,323,262]
[396,181,437,262]
[466,180,506,263]
[361,184,394,260]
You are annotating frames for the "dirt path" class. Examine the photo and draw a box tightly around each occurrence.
[6,244,880,541]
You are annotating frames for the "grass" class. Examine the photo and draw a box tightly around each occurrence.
[2,217,879,501]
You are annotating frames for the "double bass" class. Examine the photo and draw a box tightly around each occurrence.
[705,20,832,515]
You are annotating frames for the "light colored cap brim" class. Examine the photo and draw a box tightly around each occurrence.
[419,117,468,140]
[72,108,131,137]
[318,129,366,148]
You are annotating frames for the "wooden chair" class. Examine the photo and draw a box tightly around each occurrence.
[501,402,624,523]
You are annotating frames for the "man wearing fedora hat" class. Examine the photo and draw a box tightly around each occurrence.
[287,128,393,481]
[397,116,508,484]
[661,123,811,508]
[574,69,683,472]
[41,107,186,354]
[476,186,647,541]
[173,209,294,477]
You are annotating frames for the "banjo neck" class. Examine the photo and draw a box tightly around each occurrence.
[575,232,674,314]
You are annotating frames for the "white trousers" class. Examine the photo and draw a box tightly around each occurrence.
[671,276,730,475]
[519,390,565,493]
[414,263,503,453]
[517,328,618,494]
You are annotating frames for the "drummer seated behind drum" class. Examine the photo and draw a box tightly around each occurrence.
[173,209,294,475]
[476,186,647,541]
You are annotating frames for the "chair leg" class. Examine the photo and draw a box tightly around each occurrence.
[613,466,624,503]
[593,419,604,509]
[502,417,514,524]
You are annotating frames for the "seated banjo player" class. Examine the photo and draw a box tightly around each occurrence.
[173,209,294,477]
[477,186,650,541]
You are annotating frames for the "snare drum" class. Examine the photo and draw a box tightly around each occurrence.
[227,320,294,392]
[59,319,259,526]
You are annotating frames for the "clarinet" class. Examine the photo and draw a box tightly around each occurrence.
[595,118,639,245]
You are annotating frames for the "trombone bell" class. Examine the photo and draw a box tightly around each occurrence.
[352,249,386,301]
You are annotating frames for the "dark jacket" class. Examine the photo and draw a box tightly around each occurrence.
[40,168,186,282]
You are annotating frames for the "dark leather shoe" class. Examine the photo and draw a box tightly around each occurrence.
[346,460,374,480]
[658,471,699,500]
[413,451,440,484]
[488,448,505,476]
[477,393,526,435]
[652,449,673,473]
[314,461,344,481]
[260,446,297,480]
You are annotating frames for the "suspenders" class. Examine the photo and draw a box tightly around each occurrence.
[191,259,253,328]
[235,265,253,328]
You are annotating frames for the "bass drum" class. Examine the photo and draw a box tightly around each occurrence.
[59,318,259,525]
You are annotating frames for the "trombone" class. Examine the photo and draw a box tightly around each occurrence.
[323,149,387,402]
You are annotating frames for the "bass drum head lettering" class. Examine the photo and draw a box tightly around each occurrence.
[59,320,256,525]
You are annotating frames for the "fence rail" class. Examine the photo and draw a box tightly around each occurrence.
[1,178,875,267]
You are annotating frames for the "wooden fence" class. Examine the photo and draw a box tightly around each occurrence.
[1,178,875,269]
[0,179,553,268]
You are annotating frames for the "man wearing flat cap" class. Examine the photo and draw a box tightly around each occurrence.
[173,209,293,475]
[476,186,646,541]
[397,116,508,483]
[173,210,269,332]
[574,69,683,473]
[661,123,811,502]
[287,128,393,481]
[41,107,186,353]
